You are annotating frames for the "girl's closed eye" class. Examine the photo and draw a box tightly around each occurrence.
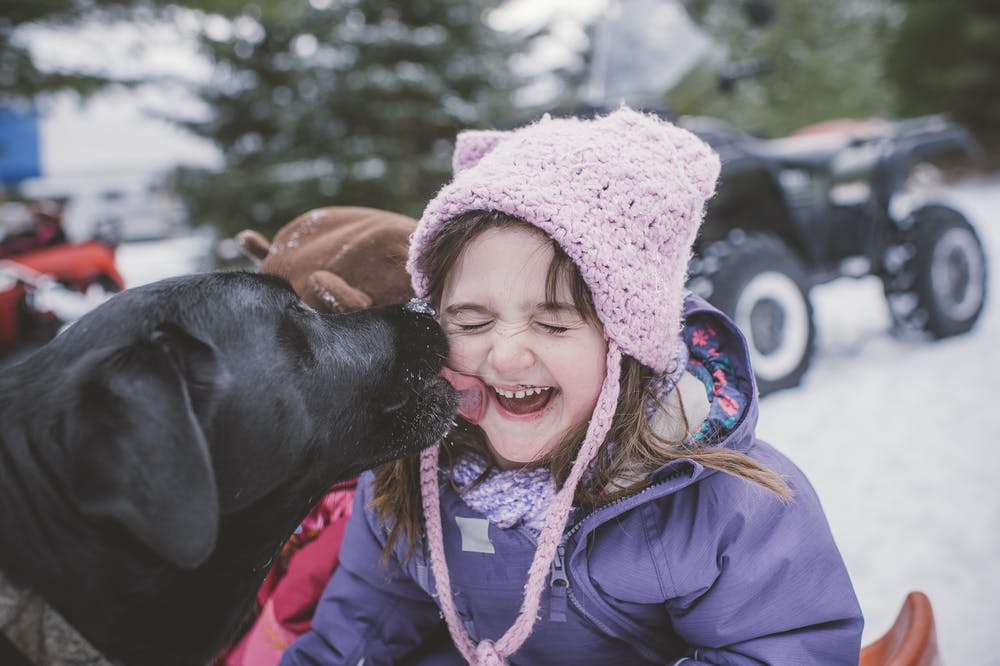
[534,308,584,336]
[537,322,570,335]
[452,320,491,332]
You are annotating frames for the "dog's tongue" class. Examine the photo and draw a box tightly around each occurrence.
[441,368,486,424]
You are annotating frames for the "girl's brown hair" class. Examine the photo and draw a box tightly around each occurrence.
[372,210,791,559]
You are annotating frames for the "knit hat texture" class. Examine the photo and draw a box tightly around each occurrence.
[408,106,720,374]
[413,107,720,665]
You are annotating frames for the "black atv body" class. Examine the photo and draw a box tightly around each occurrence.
[683,115,987,395]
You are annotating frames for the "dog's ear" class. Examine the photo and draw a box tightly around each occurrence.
[68,324,225,569]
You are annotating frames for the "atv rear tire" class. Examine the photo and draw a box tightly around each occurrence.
[883,205,987,338]
[691,232,815,396]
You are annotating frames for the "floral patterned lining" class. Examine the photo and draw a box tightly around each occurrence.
[682,314,747,445]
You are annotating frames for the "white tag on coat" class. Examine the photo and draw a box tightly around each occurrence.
[455,516,495,554]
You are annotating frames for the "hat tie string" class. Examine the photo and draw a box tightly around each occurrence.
[420,346,623,664]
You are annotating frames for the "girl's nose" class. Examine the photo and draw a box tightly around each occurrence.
[487,330,534,374]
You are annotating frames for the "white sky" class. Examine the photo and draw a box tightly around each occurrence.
[18,16,220,183]
[490,0,606,33]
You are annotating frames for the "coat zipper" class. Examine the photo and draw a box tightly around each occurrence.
[548,544,569,622]
[546,469,689,661]
[549,540,616,640]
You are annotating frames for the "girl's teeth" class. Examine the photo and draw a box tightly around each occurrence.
[494,386,548,399]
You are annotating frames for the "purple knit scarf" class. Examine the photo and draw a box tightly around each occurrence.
[448,451,556,536]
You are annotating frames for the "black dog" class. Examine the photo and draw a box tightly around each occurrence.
[0,271,456,666]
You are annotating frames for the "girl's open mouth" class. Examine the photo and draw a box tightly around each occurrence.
[439,368,558,423]
[492,386,555,417]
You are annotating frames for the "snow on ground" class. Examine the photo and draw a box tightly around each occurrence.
[116,176,1000,664]
[115,230,218,287]
[756,176,1000,665]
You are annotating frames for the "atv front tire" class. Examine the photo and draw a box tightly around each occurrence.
[883,205,987,338]
[691,232,815,396]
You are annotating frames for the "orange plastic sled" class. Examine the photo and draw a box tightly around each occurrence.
[859,591,942,666]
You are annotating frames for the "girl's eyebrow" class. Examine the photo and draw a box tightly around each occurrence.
[535,302,578,315]
[444,302,578,316]
[444,303,493,316]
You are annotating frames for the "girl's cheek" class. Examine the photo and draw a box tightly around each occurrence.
[446,338,479,371]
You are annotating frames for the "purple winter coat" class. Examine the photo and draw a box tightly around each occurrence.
[281,295,864,665]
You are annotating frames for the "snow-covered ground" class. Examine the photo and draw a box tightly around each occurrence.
[756,176,1000,665]
[115,176,1000,664]
[116,231,218,286]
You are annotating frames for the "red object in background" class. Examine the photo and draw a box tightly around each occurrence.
[0,240,125,350]
[859,591,941,666]
[0,210,66,260]
[214,480,358,666]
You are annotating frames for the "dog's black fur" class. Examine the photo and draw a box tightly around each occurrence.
[0,271,457,666]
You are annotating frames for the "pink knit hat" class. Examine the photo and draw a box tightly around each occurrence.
[411,107,720,665]
[409,106,720,374]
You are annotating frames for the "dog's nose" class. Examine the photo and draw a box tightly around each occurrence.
[391,299,450,391]
[403,297,436,317]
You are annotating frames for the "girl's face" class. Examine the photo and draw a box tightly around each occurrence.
[439,227,607,469]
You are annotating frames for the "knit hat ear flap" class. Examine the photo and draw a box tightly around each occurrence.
[452,130,509,173]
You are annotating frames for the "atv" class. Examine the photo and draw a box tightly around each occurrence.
[682,114,987,395]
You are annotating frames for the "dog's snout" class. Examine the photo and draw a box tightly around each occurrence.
[396,304,449,369]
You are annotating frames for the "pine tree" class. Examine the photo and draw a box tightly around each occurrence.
[170,0,526,239]
[686,0,899,137]
[886,0,1000,156]
[0,0,159,104]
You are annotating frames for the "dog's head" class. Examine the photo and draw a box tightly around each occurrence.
[31,271,456,570]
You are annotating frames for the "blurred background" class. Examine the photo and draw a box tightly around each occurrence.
[1,0,998,663]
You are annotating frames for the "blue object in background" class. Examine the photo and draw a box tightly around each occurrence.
[0,107,42,184]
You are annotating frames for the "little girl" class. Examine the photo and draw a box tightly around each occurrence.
[281,108,863,665]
